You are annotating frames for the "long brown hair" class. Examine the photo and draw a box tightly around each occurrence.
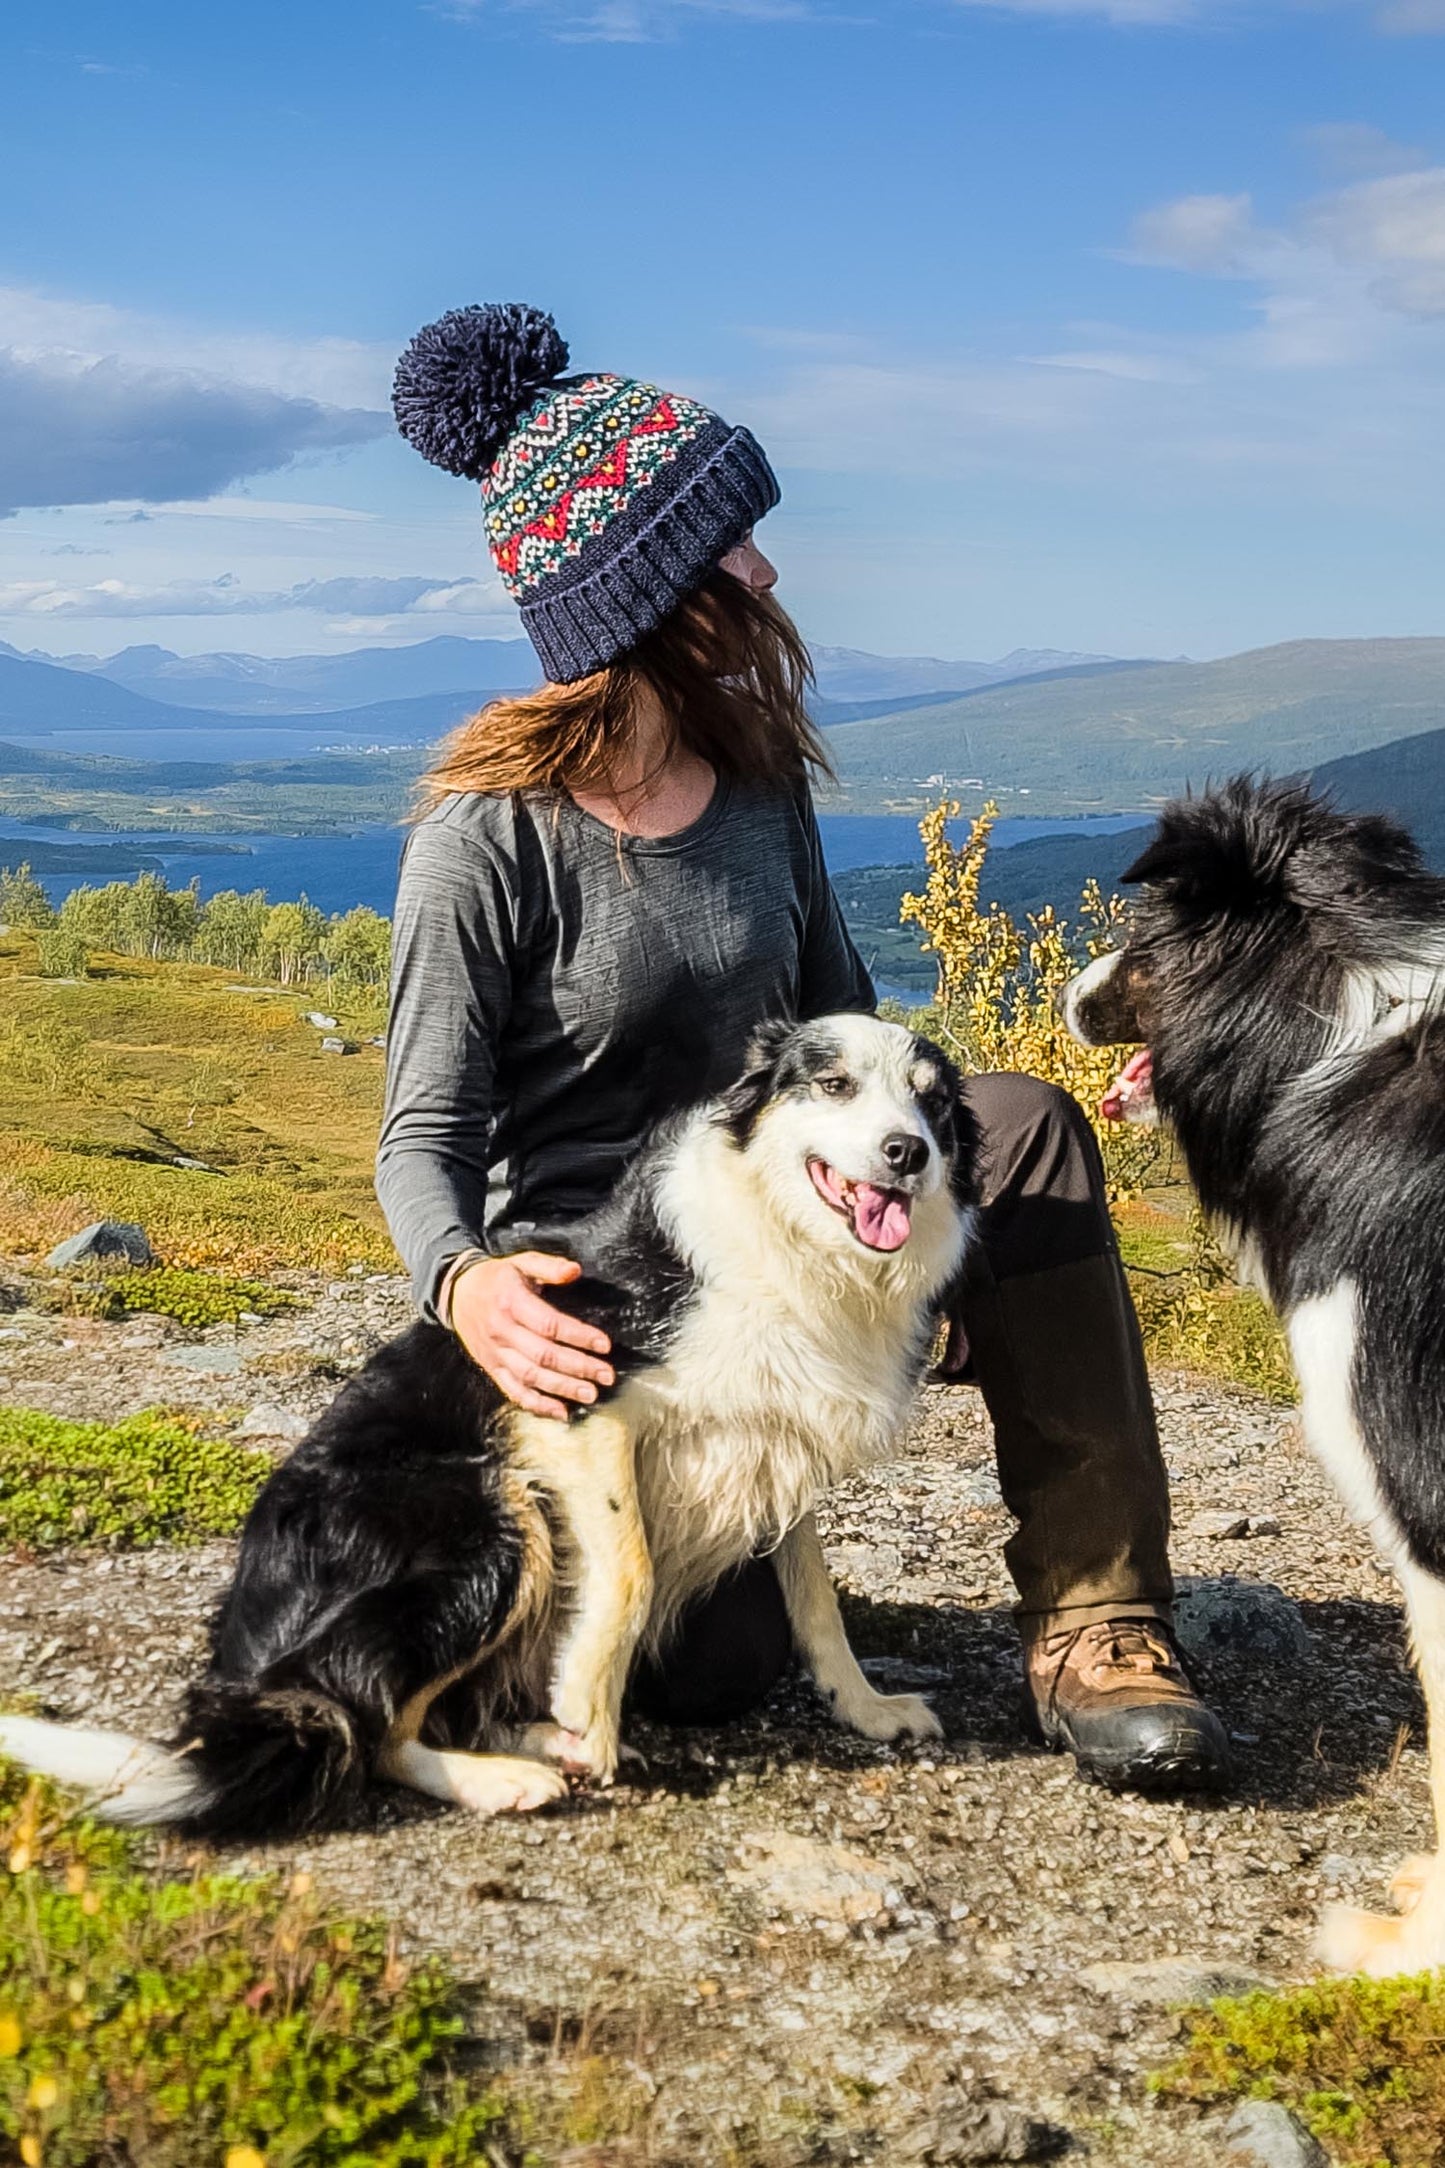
[415,570,833,813]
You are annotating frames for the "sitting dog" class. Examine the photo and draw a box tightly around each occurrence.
[1,1014,973,1837]
[1063,775,1445,1975]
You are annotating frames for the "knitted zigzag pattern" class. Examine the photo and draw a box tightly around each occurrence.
[485,375,711,600]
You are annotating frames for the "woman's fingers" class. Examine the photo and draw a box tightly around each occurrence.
[507,1279,613,1369]
[500,1324,608,1394]
[492,1367,572,1422]
[511,1250,583,1285]
[447,1252,614,1419]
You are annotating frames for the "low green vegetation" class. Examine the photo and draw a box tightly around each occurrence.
[0,934,393,1274]
[0,1408,270,1551]
[59,1267,298,1332]
[0,1763,512,2168]
[1116,1206,1297,1404]
[1154,1973,1445,2167]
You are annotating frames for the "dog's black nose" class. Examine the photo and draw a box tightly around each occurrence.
[881,1131,929,1178]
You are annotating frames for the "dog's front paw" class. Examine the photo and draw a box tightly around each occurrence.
[519,1720,644,1784]
[546,1704,624,1785]
[838,1689,943,1744]
[1316,1898,1445,1977]
[1388,1852,1436,1915]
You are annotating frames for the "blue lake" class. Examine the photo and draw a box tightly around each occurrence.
[2,811,1149,919]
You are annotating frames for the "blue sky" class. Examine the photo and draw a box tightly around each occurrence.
[2,0,1443,663]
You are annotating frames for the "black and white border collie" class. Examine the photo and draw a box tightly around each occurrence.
[1062,776,1445,1976]
[1,1015,973,1838]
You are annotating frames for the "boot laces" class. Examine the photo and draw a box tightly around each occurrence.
[1077,1619,1181,1686]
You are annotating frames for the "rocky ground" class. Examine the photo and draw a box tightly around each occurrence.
[0,1266,1428,2164]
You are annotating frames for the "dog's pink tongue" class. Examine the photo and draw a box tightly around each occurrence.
[852,1183,912,1252]
[1101,1048,1153,1122]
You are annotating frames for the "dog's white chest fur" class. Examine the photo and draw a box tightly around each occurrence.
[619,1118,966,1640]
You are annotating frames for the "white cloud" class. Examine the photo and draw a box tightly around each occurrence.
[0,285,392,410]
[1298,122,1430,177]
[0,350,384,518]
[1308,168,1445,315]
[129,497,379,525]
[1375,0,1445,32]
[449,0,1445,31]
[734,142,1445,519]
[0,285,393,519]
[948,0,1196,21]
[1026,347,1199,382]
[449,0,819,38]
[1127,167,1445,325]
[1129,192,1258,272]
[0,574,502,621]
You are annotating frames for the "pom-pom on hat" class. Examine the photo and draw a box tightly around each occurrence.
[393,303,780,684]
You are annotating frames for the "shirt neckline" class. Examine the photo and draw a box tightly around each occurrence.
[560,769,734,857]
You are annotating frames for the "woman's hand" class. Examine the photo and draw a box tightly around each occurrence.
[449,1253,614,1421]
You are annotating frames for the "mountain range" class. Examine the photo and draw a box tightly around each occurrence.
[2,634,1443,826]
[825,637,1445,812]
[0,635,1123,722]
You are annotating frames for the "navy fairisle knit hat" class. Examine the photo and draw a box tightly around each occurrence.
[392,304,781,685]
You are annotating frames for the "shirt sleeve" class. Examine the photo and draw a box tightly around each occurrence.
[797,789,876,1018]
[375,815,518,1319]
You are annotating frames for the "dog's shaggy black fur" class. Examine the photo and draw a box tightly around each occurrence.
[179,1113,725,1838]
[1067,774,1445,1970]
[1074,777,1445,1578]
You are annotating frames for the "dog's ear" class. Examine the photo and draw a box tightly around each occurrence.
[1123,777,1311,911]
[1120,834,1192,890]
[716,1018,795,1146]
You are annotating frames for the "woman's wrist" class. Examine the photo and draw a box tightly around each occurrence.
[438,1246,490,1330]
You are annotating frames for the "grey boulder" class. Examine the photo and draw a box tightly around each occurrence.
[1173,1575,1313,1664]
[47,1220,153,1269]
[1219,2100,1331,2166]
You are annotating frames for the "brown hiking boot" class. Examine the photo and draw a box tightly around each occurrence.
[1024,1618,1231,1794]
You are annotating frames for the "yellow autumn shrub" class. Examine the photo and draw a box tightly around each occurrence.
[899,799,1167,1198]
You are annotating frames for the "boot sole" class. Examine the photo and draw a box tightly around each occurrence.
[1020,1693,1233,1795]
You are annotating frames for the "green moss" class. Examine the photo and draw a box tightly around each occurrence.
[1153,1972,1445,2167]
[64,1267,299,1331]
[0,1762,512,2168]
[0,1406,270,1550]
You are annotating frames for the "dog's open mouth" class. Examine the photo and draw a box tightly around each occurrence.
[1101,1048,1155,1123]
[807,1159,913,1252]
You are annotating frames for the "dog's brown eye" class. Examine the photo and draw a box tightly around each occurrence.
[817,1074,854,1099]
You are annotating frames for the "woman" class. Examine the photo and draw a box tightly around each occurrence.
[379,304,1229,1793]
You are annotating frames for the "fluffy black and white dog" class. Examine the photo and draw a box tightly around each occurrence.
[0,1015,973,1838]
[1062,775,1445,1975]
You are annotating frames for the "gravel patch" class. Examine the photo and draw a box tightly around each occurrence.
[0,1270,1425,2164]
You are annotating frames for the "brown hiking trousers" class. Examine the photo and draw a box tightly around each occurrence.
[630,1073,1174,1723]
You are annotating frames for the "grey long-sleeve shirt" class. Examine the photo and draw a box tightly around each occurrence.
[375,776,875,1317]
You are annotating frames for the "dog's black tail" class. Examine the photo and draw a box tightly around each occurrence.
[0,1681,371,1839]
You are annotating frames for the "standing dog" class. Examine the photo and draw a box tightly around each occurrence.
[1063,776,1445,1975]
[1,1015,972,1837]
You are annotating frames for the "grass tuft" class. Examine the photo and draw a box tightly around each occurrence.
[0,1406,270,1550]
[60,1267,299,1332]
[0,1761,511,2168]
[1153,1972,1445,2167]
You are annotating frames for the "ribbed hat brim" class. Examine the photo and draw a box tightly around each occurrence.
[520,426,780,684]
